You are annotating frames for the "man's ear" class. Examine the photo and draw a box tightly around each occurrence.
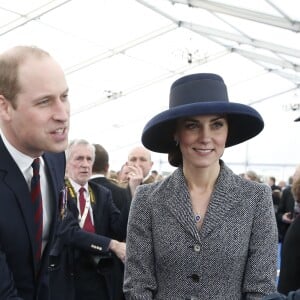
[0,95,12,121]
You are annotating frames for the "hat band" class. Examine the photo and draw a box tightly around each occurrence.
[170,78,229,108]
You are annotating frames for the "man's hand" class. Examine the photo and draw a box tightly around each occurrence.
[127,164,143,196]
[109,240,126,263]
[282,212,294,224]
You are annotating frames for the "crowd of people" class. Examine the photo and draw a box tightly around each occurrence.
[0,44,299,300]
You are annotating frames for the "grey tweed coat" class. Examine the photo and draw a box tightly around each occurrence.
[124,161,278,300]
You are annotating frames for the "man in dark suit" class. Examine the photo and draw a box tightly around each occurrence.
[0,46,116,300]
[0,45,71,300]
[90,143,131,300]
[90,144,131,222]
[63,139,127,300]
[277,166,300,243]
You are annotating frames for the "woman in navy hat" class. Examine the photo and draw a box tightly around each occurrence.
[123,73,278,300]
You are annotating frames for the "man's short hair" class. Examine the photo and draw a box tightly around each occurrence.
[92,144,109,173]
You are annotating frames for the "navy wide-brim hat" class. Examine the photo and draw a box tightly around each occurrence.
[142,73,264,153]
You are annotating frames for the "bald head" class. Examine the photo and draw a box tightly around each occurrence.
[127,146,153,179]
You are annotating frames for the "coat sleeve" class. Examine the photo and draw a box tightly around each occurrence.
[53,206,111,254]
[242,184,278,299]
[123,185,157,299]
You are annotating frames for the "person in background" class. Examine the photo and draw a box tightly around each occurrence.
[278,180,287,191]
[262,111,300,300]
[268,176,282,213]
[0,45,70,299]
[90,143,131,300]
[151,170,159,180]
[268,177,282,191]
[124,73,278,299]
[62,139,127,300]
[244,170,261,182]
[91,143,131,213]
[276,117,300,295]
[277,166,300,243]
[122,145,154,197]
[277,175,300,295]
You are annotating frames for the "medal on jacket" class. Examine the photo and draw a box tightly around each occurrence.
[64,178,95,226]
[59,186,68,219]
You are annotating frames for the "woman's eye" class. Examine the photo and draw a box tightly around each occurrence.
[212,121,223,129]
[185,122,197,129]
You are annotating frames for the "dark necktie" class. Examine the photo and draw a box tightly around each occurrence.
[79,187,95,233]
[31,158,43,266]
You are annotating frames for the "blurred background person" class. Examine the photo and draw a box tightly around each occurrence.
[63,139,127,300]
[120,145,154,197]
[277,174,300,295]
[277,165,300,243]
[244,170,261,182]
[90,143,131,300]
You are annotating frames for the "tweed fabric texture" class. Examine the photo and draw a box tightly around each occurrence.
[124,161,278,300]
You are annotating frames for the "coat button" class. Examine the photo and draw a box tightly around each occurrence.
[193,245,201,252]
[190,274,199,282]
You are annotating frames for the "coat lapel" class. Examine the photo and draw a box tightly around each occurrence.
[199,162,240,239]
[163,162,241,241]
[163,168,200,240]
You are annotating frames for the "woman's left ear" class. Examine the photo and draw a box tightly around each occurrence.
[173,135,179,147]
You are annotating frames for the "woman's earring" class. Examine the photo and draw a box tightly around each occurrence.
[174,138,179,147]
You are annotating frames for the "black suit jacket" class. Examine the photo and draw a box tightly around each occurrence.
[50,180,128,300]
[278,216,300,295]
[0,135,66,300]
[276,186,295,242]
[90,176,131,300]
[89,176,131,220]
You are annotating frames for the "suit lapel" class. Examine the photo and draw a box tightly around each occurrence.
[41,154,61,255]
[89,183,104,231]
[0,136,38,272]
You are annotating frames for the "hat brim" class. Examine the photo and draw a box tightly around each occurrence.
[142,101,264,153]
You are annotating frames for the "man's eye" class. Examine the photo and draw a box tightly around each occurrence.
[62,94,69,101]
[38,99,49,105]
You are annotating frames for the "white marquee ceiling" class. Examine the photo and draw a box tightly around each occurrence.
[1,0,300,177]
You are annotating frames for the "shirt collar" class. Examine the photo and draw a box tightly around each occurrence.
[90,174,105,179]
[68,178,89,194]
[1,133,41,173]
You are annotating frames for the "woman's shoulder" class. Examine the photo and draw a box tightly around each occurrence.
[221,162,271,194]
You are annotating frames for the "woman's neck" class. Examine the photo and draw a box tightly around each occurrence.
[183,161,220,193]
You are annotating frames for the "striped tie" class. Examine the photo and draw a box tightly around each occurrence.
[79,187,95,233]
[31,158,43,266]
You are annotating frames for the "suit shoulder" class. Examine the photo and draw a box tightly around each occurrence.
[44,151,66,164]
[89,180,111,196]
